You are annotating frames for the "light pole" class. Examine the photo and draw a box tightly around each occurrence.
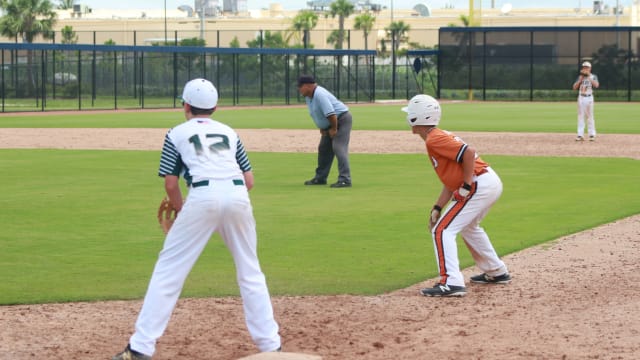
[164,0,167,43]
[199,8,205,40]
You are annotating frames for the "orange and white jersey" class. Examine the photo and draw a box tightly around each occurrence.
[426,128,489,191]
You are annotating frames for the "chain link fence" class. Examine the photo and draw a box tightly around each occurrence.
[2,26,639,112]
[438,26,640,101]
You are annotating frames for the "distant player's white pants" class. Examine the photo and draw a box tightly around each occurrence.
[431,168,508,287]
[577,96,596,138]
[130,181,280,356]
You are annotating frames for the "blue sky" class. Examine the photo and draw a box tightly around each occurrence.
[77,0,627,11]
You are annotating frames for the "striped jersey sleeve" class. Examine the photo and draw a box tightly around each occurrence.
[235,137,252,172]
[158,133,183,177]
[455,143,468,163]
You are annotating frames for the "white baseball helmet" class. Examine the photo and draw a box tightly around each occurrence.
[181,78,219,109]
[582,61,592,68]
[401,94,441,126]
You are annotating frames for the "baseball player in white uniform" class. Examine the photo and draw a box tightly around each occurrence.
[112,79,281,360]
[572,61,599,141]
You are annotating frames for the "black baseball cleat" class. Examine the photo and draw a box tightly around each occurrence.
[330,181,352,188]
[304,178,327,185]
[470,272,512,284]
[420,283,467,297]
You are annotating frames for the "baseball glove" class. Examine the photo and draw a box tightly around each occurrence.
[157,197,178,234]
[580,70,589,76]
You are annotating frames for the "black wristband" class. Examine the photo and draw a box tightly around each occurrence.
[462,182,472,191]
[433,205,442,212]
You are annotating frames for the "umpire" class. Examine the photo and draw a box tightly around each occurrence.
[297,75,353,188]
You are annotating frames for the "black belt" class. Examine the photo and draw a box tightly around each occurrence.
[191,179,244,188]
[581,94,592,97]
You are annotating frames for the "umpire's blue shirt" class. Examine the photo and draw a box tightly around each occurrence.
[305,86,349,130]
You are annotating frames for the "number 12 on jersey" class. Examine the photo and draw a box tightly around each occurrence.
[189,134,230,155]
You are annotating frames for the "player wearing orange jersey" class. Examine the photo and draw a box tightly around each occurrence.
[402,95,511,297]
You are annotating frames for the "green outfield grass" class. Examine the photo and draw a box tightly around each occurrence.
[1,149,638,305]
[0,102,638,134]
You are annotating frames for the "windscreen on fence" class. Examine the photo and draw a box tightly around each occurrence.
[438,26,640,101]
[0,44,376,112]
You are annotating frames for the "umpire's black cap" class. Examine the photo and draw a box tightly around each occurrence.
[297,75,316,87]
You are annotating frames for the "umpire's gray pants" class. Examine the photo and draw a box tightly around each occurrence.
[315,111,352,183]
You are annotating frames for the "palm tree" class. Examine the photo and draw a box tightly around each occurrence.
[326,29,342,49]
[60,25,77,44]
[328,0,354,50]
[57,0,74,10]
[0,0,58,94]
[0,0,57,43]
[353,12,375,51]
[384,21,410,98]
[385,20,410,53]
[288,10,318,49]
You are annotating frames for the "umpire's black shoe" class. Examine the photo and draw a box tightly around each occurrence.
[421,283,467,297]
[304,178,327,185]
[330,181,352,188]
[470,272,512,284]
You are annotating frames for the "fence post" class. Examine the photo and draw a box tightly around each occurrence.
[529,31,533,101]
[285,53,290,105]
[40,49,45,111]
[77,50,81,110]
[483,31,487,100]
[52,33,57,100]
[627,29,632,102]
[92,31,96,107]
[113,50,117,109]
[1,50,4,112]
[140,52,145,108]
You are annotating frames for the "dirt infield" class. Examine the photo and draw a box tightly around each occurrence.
[0,128,639,360]
[1,128,639,159]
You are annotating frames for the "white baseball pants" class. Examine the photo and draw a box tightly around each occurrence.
[577,96,596,138]
[431,168,508,287]
[130,181,281,356]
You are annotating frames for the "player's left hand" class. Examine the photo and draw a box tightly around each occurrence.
[157,197,178,234]
[453,183,472,202]
[429,205,442,230]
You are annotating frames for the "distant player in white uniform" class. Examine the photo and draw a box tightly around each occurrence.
[113,78,281,360]
[572,61,599,141]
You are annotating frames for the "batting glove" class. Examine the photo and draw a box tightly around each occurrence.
[453,182,472,202]
[429,205,442,230]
